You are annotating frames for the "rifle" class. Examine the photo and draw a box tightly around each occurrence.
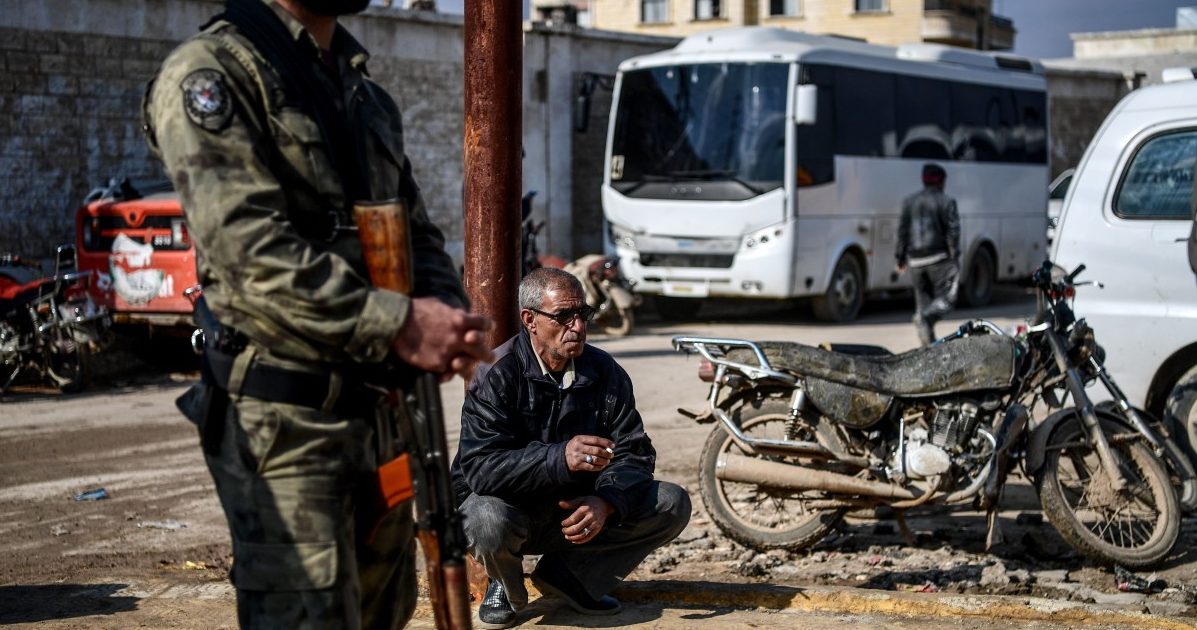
[354,200,473,630]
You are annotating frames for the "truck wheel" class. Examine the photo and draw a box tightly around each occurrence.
[812,255,863,323]
[959,247,995,307]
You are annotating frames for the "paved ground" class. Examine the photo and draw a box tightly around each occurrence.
[1,288,1195,628]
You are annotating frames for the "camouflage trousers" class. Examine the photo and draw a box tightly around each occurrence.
[179,381,417,629]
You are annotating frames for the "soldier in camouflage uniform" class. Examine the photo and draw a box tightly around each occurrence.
[144,0,493,627]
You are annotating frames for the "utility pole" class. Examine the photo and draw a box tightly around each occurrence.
[464,0,523,346]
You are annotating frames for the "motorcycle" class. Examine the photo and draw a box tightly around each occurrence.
[564,254,639,337]
[673,260,1182,568]
[0,245,110,394]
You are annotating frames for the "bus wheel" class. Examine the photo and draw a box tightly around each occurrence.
[959,247,995,307]
[813,255,863,323]
[653,295,698,321]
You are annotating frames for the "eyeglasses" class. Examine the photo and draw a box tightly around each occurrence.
[529,305,596,326]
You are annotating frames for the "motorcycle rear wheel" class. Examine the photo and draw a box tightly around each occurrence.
[45,325,90,393]
[1037,415,1180,568]
[699,395,847,551]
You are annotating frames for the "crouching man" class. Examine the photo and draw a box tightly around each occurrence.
[450,267,691,628]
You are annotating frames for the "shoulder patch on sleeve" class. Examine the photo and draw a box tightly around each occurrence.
[180,69,233,132]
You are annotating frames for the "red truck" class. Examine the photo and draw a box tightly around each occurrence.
[75,180,197,330]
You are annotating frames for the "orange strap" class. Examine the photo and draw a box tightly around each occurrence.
[378,453,414,508]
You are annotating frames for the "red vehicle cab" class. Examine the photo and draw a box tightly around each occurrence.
[75,180,197,328]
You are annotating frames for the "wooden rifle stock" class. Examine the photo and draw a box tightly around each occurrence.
[354,200,473,630]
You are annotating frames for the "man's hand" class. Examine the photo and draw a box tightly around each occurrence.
[393,297,495,380]
[565,435,615,473]
[559,496,613,544]
[895,262,906,274]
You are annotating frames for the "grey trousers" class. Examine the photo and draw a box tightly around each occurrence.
[911,259,959,345]
[460,481,691,609]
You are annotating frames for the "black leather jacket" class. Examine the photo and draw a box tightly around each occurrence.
[896,186,961,264]
[450,328,657,520]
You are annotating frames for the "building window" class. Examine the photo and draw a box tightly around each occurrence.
[694,0,720,20]
[770,0,800,16]
[642,0,668,22]
[854,0,885,12]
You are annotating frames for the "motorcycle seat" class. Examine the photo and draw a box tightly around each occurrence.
[729,335,1017,428]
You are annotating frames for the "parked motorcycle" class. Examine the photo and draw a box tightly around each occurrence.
[673,260,1181,568]
[564,254,639,337]
[0,245,109,394]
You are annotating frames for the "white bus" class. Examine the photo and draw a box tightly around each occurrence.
[602,27,1049,321]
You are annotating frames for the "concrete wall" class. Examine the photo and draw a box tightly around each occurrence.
[1073,27,1197,60]
[0,0,673,261]
[1043,66,1131,179]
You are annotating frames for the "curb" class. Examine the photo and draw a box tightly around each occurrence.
[606,580,1194,630]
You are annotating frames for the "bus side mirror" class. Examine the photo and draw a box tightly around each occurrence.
[794,84,818,126]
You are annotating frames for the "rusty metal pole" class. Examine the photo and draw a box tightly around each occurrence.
[464,0,522,346]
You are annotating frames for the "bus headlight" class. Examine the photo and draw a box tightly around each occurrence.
[741,225,784,252]
[610,224,638,251]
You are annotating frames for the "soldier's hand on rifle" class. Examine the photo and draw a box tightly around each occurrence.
[394,297,494,379]
[559,496,612,544]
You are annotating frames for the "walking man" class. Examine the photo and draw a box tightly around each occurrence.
[144,0,493,627]
[452,267,691,628]
[896,163,961,346]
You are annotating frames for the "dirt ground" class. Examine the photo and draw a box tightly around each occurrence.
[2,293,1195,625]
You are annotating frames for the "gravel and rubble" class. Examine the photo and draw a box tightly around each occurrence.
[632,508,1197,616]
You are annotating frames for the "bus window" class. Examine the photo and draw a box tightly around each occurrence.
[610,63,790,201]
[896,76,951,160]
[833,67,895,158]
[950,83,1012,162]
[796,67,834,187]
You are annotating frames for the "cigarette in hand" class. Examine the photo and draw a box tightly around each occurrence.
[605,447,614,455]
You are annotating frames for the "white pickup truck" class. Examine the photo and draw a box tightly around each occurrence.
[1051,69,1197,463]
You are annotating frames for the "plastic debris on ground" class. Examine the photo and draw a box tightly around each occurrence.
[49,524,70,536]
[183,561,208,570]
[73,488,108,501]
[1114,564,1167,594]
[138,519,188,531]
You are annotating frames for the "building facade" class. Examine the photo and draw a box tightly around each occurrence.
[589,0,1014,50]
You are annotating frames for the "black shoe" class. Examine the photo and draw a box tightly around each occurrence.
[478,579,517,629]
[530,559,622,616]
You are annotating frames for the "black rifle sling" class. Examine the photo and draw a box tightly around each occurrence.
[218,0,369,204]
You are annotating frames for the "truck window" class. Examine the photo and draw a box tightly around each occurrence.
[1115,129,1197,220]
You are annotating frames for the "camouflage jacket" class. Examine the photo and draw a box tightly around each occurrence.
[144,1,464,366]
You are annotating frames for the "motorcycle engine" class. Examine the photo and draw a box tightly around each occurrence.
[0,321,18,357]
[890,396,1000,481]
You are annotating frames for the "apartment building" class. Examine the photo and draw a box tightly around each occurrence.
[585,0,1014,50]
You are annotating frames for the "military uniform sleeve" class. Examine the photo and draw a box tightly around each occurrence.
[147,40,405,363]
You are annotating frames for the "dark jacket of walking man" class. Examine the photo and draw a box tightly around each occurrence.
[144,0,494,627]
[452,267,691,629]
[896,163,962,346]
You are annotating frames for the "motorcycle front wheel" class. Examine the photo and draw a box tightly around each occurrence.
[1037,414,1180,568]
[699,394,847,551]
[45,325,90,393]
[597,304,633,337]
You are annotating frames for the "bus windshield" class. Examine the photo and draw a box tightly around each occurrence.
[610,63,789,201]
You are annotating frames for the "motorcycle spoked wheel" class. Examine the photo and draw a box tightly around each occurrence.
[1036,414,1180,568]
[44,325,90,394]
[699,394,848,551]
[596,304,633,337]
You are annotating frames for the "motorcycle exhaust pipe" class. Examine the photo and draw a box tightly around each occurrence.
[717,453,919,500]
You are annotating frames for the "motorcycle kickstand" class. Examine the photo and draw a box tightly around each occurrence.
[893,510,916,547]
[984,506,1004,550]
